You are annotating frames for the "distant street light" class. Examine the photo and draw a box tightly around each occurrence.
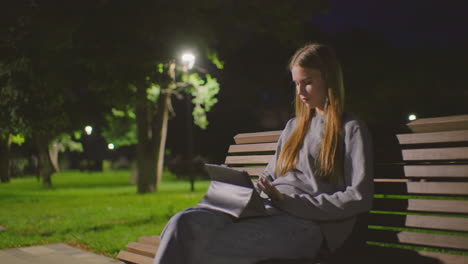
[107,143,115,150]
[408,114,417,121]
[181,52,195,71]
[85,126,93,135]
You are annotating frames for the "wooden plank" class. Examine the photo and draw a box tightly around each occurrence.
[233,130,282,144]
[368,214,468,232]
[408,199,468,214]
[417,250,468,264]
[228,142,277,153]
[368,229,468,250]
[397,130,468,144]
[126,241,157,258]
[402,147,468,160]
[138,236,160,246]
[116,250,154,264]
[397,231,468,250]
[374,181,468,195]
[374,178,408,183]
[230,166,265,176]
[407,114,468,133]
[224,155,272,165]
[405,215,468,232]
[407,182,468,195]
[404,165,468,177]
[372,199,468,214]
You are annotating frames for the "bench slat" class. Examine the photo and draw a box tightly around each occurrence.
[225,155,273,165]
[373,178,408,183]
[408,199,468,214]
[396,130,468,144]
[404,165,468,177]
[407,182,468,195]
[228,143,277,153]
[373,198,468,214]
[230,166,265,176]
[138,236,160,246]
[368,213,468,232]
[397,231,468,250]
[368,229,468,251]
[126,241,157,258]
[407,114,468,133]
[417,250,468,264]
[233,131,282,144]
[402,147,468,160]
[406,215,468,232]
[374,182,468,195]
[116,250,154,264]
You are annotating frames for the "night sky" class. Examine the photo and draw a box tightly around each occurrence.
[314,0,468,48]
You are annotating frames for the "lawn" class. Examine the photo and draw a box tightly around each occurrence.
[0,170,209,257]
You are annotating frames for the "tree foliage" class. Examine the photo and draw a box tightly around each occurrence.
[1,0,328,189]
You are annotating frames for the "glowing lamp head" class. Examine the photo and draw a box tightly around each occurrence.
[85,126,93,135]
[108,143,115,150]
[181,52,195,70]
[408,114,417,121]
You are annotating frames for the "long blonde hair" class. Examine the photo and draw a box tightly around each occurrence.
[275,43,345,182]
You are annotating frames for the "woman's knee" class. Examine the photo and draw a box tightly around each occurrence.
[179,208,232,228]
[163,208,232,238]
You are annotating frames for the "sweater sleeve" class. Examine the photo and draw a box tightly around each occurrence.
[271,120,374,221]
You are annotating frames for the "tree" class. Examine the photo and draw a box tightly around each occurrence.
[0,1,117,186]
[101,62,221,192]
[1,0,328,190]
[76,0,328,193]
[0,56,30,183]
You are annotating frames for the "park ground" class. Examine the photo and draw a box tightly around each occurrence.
[0,170,209,258]
[2,169,467,259]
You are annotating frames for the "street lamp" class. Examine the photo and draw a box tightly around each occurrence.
[181,51,196,191]
[408,114,417,121]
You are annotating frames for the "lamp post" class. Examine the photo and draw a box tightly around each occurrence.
[181,52,196,192]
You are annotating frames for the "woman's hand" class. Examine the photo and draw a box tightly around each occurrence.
[257,177,285,201]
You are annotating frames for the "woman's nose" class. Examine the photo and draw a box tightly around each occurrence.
[297,84,305,95]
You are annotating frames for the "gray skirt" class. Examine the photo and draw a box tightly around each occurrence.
[153,206,323,264]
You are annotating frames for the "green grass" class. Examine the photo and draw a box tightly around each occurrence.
[0,170,209,257]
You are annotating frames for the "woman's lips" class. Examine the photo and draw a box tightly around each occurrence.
[300,97,309,102]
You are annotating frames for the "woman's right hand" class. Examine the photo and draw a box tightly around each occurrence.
[257,177,285,201]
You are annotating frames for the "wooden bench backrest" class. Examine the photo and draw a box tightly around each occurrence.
[370,114,468,264]
[226,115,468,264]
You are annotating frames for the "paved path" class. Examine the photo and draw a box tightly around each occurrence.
[0,243,124,264]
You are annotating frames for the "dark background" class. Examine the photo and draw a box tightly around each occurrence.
[3,0,467,172]
[166,0,468,165]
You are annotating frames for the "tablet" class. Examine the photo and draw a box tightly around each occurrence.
[204,164,254,188]
[200,164,267,218]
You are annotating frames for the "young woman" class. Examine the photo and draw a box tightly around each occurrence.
[154,43,374,264]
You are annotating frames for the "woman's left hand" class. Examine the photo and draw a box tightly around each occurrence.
[257,177,285,201]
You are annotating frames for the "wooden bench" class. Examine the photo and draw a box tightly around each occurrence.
[117,114,468,264]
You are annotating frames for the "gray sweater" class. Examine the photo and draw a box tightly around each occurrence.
[261,112,374,251]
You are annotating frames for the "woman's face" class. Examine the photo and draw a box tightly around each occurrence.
[291,65,327,113]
